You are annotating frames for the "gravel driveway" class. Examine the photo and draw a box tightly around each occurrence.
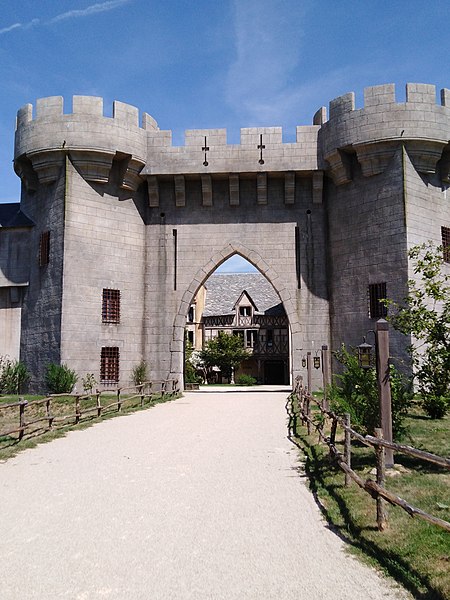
[0,388,410,599]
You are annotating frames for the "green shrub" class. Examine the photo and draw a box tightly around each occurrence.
[81,373,97,395]
[235,374,257,386]
[329,345,413,438]
[46,363,78,394]
[0,356,30,394]
[131,360,148,386]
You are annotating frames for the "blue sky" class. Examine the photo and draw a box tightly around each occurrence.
[0,0,449,272]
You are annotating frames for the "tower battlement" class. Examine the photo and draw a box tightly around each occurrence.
[321,83,450,183]
[328,83,449,120]
[15,95,159,131]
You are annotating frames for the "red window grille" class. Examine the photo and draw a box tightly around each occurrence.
[102,289,120,323]
[442,226,450,263]
[368,283,387,319]
[39,231,50,266]
[100,347,119,383]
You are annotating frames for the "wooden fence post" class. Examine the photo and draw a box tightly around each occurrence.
[375,428,388,531]
[75,396,81,424]
[96,391,102,417]
[344,413,351,486]
[376,319,394,467]
[321,345,331,411]
[329,417,337,459]
[305,394,311,435]
[46,398,53,429]
[307,351,312,395]
[18,397,27,440]
[140,384,144,407]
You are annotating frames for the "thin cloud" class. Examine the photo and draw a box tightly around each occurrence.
[226,0,308,123]
[0,19,39,35]
[0,1,129,35]
[225,0,373,128]
[50,0,131,24]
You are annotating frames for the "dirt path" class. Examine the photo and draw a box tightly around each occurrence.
[0,389,410,599]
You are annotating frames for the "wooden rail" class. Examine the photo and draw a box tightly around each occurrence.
[0,379,179,442]
[287,378,450,533]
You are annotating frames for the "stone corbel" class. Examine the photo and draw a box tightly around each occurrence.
[257,172,267,204]
[14,155,39,192]
[28,149,65,185]
[201,174,213,206]
[405,140,448,175]
[174,175,185,207]
[70,149,115,184]
[312,171,323,204]
[354,142,397,177]
[229,174,239,205]
[439,148,450,184]
[147,176,159,207]
[324,149,352,185]
[120,156,145,191]
[284,171,295,204]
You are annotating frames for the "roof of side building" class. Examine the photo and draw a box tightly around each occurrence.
[0,203,34,228]
[203,273,285,316]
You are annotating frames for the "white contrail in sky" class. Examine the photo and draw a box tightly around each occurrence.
[0,0,130,35]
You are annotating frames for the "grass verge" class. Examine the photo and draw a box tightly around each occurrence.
[0,392,180,462]
[291,406,449,600]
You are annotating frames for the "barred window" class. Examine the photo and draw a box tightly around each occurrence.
[442,226,450,263]
[368,283,387,319]
[102,289,120,323]
[100,347,119,383]
[39,231,50,266]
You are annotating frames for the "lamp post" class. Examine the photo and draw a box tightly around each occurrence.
[358,319,394,467]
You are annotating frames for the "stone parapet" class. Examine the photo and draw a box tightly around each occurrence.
[14,96,150,190]
[143,125,320,175]
[13,85,450,193]
[320,83,450,183]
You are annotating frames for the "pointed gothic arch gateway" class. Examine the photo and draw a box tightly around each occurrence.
[175,247,297,385]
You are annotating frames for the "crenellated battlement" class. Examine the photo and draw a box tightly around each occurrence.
[14,95,158,191]
[321,83,450,183]
[15,95,159,131]
[328,83,449,120]
[13,85,450,194]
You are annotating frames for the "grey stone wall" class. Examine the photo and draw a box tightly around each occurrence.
[326,150,410,369]
[19,170,66,390]
[59,159,147,388]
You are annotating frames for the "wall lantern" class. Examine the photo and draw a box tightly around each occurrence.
[313,355,321,369]
[358,337,373,369]
[302,357,307,368]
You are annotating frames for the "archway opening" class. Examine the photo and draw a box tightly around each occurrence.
[184,253,291,386]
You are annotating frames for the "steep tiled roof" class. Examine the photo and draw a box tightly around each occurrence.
[203,273,285,316]
[0,203,34,228]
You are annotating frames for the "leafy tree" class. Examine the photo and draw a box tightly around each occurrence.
[200,331,249,382]
[384,243,450,418]
[184,339,202,384]
[329,345,412,438]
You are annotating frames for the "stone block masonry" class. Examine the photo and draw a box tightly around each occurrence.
[4,82,448,390]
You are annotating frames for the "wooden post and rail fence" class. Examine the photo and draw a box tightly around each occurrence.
[0,379,179,443]
[287,377,450,533]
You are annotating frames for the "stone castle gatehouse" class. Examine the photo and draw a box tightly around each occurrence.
[1,83,449,390]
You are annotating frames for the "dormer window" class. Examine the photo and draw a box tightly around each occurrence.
[239,306,251,317]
